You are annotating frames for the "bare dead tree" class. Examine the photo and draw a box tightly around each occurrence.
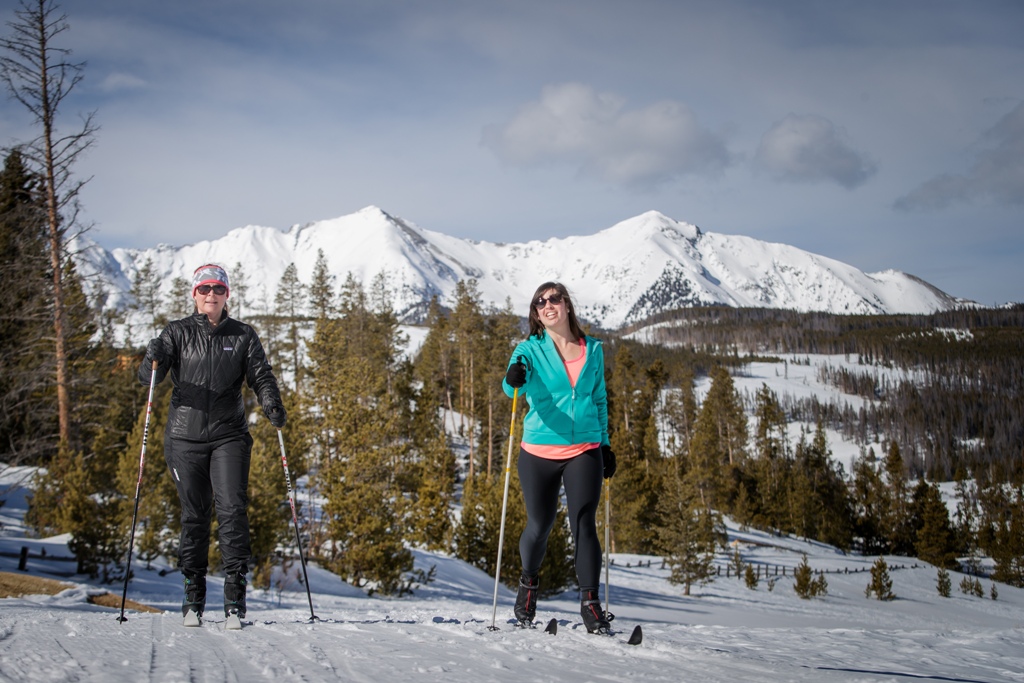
[1,0,97,444]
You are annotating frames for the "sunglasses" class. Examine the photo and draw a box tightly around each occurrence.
[534,293,564,309]
[196,284,227,295]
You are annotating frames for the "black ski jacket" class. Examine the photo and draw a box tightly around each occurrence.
[139,311,282,442]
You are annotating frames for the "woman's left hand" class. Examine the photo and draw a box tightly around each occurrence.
[601,445,616,479]
[267,404,287,428]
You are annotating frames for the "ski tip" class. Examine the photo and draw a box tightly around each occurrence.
[627,624,643,646]
[544,617,558,635]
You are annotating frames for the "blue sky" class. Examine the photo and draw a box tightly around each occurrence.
[2,0,1022,305]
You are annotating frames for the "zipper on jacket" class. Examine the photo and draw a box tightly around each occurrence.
[570,386,577,443]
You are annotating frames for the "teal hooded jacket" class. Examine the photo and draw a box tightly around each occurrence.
[502,332,609,447]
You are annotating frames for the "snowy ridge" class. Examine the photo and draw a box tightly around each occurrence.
[74,206,974,329]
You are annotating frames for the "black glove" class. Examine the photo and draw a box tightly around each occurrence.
[267,404,287,428]
[147,338,166,365]
[505,360,527,388]
[601,445,616,479]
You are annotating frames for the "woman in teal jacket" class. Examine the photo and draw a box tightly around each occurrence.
[502,281,617,634]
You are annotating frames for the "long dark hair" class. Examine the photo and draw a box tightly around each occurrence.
[527,281,586,340]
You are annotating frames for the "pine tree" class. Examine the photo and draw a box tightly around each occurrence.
[477,301,520,481]
[865,557,895,600]
[306,274,415,594]
[128,256,163,342]
[28,444,123,580]
[449,280,485,479]
[793,554,814,598]
[0,148,54,466]
[272,262,306,392]
[245,417,293,590]
[952,468,981,575]
[984,479,1024,588]
[656,457,720,597]
[936,567,951,597]
[788,421,853,551]
[882,440,914,555]
[115,381,179,571]
[1,0,99,443]
[410,433,456,551]
[23,261,125,579]
[229,261,250,320]
[911,480,959,569]
[453,476,490,574]
[686,365,746,513]
[608,345,666,553]
[415,297,456,446]
[307,249,334,320]
[748,383,792,532]
[744,563,758,590]
[851,448,888,554]
[164,276,191,322]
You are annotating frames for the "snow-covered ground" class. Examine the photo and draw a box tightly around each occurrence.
[2,463,1023,683]
[2,347,1016,682]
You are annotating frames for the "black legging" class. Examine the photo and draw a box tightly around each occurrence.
[517,446,604,589]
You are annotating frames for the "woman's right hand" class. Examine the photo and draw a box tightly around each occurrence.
[147,338,167,365]
[505,360,527,388]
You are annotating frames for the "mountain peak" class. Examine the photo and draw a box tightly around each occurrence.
[603,210,702,243]
[77,207,973,331]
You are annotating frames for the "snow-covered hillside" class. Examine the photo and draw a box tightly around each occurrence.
[2,463,1022,683]
[73,206,974,331]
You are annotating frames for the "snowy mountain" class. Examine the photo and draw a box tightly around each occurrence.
[73,206,973,329]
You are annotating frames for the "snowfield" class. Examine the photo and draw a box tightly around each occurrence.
[3,465,1023,682]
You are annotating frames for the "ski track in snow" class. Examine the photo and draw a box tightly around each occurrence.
[1,582,1023,683]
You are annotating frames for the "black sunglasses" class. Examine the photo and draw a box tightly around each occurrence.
[196,284,227,295]
[534,293,564,309]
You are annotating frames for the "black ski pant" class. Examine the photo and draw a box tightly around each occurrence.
[517,446,604,590]
[165,432,253,576]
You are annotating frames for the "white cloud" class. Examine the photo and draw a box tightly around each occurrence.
[482,83,732,188]
[754,114,876,189]
[895,101,1024,211]
[97,72,148,93]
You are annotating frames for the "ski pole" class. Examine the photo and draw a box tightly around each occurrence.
[604,479,611,616]
[278,428,318,622]
[117,360,158,623]
[488,385,520,631]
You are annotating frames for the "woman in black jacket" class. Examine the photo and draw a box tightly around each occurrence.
[139,264,285,627]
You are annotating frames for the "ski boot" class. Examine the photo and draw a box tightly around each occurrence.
[580,588,613,634]
[513,573,539,627]
[182,571,206,627]
[224,572,247,629]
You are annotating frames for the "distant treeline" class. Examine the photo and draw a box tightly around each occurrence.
[611,306,1024,480]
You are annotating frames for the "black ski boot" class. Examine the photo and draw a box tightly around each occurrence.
[580,588,612,634]
[224,572,247,620]
[514,573,539,626]
[182,571,206,626]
